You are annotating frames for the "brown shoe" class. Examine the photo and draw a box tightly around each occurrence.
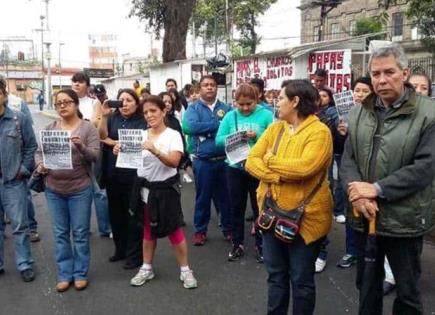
[56,281,70,292]
[30,231,41,243]
[74,280,88,291]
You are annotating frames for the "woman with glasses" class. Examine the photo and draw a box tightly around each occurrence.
[35,88,100,292]
[98,89,147,269]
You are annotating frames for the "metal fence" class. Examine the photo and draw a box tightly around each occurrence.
[409,56,435,82]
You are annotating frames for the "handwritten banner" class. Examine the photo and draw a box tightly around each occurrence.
[308,49,352,92]
[234,55,295,90]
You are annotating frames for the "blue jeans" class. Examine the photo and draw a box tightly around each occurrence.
[192,159,231,233]
[263,232,323,315]
[27,189,37,232]
[91,176,111,235]
[0,179,33,271]
[330,154,346,216]
[345,222,357,256]
[45,185,92,282]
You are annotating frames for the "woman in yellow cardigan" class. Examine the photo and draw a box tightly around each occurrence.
[245,79,333,315]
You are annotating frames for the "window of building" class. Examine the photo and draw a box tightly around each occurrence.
[349,20,357,36]
[411,27,421,40]
[392,12,403,37]
[331,23,340,40]
[313,26,319,42]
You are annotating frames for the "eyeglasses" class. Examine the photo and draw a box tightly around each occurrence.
[54,100,75,108]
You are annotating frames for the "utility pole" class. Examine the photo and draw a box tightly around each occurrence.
[225,0,230,53]
[316,0,342,42]
[192,21,196,58]
[45,42,52,109]
[58,42,64,89]
[214,16,218,56]
[36,15,46,102]
[299,0,342,42]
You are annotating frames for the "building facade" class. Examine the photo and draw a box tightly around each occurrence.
[88,34,118,69]
[300,0,427,57]
[299,0,433,78]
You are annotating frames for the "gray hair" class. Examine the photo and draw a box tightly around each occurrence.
[368,43,408,70]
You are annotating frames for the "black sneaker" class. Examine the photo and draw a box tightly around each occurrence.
[337,254,357,268]
[0,269,4,275]
[228,245,244,261]
[255,246,264,264]
[21,268,35,282]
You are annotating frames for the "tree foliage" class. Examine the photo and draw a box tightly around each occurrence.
[380,0,435,53]
[191,0,278,55]
[354,17,384,36]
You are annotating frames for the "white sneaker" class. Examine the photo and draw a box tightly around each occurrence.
[130,268,155,286]
[182,173,193,183]
[315,258,327,273]
[335,214,346,224]
[180,269,198,289]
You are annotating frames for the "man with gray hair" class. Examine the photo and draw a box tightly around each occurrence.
[340,43,435,314]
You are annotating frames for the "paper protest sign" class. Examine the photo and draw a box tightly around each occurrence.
[225,131,250,165]
[40,130,73,170]
[116,129,144,169]
[333,90,355,126]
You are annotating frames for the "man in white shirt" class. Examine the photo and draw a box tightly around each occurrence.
[71,72,111,237]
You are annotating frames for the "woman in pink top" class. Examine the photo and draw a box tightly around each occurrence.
[36,89,100,292]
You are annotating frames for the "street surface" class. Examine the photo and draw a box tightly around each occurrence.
[1,107,434,315]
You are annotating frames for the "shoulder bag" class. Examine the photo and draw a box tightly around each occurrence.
[256,126,326,243]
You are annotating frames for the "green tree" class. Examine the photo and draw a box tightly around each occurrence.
[129,0,197,62]
[353,17,384,36]
[191,0,278,55]
[381,0,435,53]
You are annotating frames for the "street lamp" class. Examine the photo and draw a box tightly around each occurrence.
[39,15,45,100]
[58,42,64,89]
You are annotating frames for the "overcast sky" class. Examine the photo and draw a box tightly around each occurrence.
[1,0,301,68]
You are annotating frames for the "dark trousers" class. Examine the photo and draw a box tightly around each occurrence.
[226,167,261,247]
[192,159,231,233]
[354,231,423,315]
[106,179,134,257]
[263,232,323,315]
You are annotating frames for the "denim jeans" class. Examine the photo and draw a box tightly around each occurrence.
[45,185,93,282]
[0,178,33,271]
[263,232,323,315]
[27,189,37,232]
[91,176,111,235]
[330,154,346,216]
[192,159,231,233]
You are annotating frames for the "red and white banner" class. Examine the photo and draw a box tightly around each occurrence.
[234,55,295,90]
[308,49,352,92]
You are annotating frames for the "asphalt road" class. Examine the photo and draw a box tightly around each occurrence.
[1,108,434,315]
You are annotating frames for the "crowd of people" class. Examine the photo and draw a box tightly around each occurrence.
[0,42,434,315]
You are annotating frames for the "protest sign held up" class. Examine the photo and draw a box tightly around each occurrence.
[40,130,73,170]
[225,131,251,165]
[116,129,144,169]
[333,90,355,126]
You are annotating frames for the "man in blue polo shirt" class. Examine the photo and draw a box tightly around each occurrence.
[183,75,232,246]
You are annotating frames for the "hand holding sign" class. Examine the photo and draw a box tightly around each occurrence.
[333,90,355,127]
